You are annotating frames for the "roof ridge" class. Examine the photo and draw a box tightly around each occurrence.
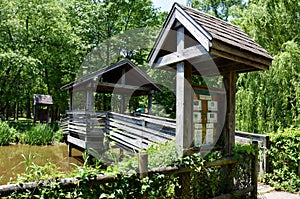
[175,3,243,31]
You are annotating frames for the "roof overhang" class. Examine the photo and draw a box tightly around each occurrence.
[61,59,162,96]
[148,3,273,75]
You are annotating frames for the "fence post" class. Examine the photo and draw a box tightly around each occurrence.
[298,160,300,176]
[175,171,191,198]
[251,141,258,198]
[265,135,270,173]
[138,152,148,199]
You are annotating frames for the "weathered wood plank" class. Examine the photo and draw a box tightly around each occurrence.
[68,135,86,149]
[154,45,207,68]
[106,117,174,141]
[140,113,176,123]
[223,72,236,155]
[211,49,269,71]
[176,61,193,154]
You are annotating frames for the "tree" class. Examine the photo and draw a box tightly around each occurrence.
[187,0,245,21]
[0,0,85,120]
[0,0,166,120]
[232,0,300,133]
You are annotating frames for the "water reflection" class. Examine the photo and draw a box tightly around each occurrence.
[0,144,83,185]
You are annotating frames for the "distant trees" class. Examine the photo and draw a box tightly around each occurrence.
[0,0,163,120]
[0,0,85,120]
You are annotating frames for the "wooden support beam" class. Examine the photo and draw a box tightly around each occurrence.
[176,27,193,155]
[98,82,150,92]
[211,49,269,71]
[69,89,73,111]
[154,44,207,68]
[86,89,93,111]
[147,93,152,114]
[211,40,273,66]
[223,72,237,155]
[120,94,125,114]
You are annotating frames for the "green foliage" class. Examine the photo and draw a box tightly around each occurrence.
[0,121,16,145]
[5,141,256,198]
[53,129,64,143]
[264,127,300,193]
[20,124,54,145]
[188,0,246,21]
[233,143,258,157]
[232,0,300,133]
[14,153,64,183]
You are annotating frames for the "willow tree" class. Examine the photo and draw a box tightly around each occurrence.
[232,0,300,133]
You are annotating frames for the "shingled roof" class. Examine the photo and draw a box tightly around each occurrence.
[181,5,272,60]
[148,3,273,74]
[61,59,162,96]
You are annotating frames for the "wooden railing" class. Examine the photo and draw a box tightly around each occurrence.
[106,112,175,151]
[235,131,270,177]
[0,143,259,198]
[64,111,106,156]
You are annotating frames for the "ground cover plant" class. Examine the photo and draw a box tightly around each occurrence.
[3,143,257,198]
[0,121,17,146]
[264,127,300,193]
[0,120,63,145]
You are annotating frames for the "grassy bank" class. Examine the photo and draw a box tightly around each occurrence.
[0,120,63,146]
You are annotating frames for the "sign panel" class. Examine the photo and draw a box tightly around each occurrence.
[206,128,214,145]
[193,100,202,111]
[207,112,218,123]
[208,101,218,111]
[193,112,202,123]
[194,130,202,147]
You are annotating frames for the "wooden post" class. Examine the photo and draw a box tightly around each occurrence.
[68,143,72,157]
[69,89,73,111]
[120,68,126,114]
[33,105,37,124]
[147,93,152,114]
[175,26,193,155]
[120,94,125,113]
[251,141,258,198]
[138,152,148,199]
[86,89,93,111]
[138,152,148,178]
[265,135,270,174]
[46,106,49,124]
[223,72,237,155]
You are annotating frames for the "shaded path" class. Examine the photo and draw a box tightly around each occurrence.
[258,183,300,199]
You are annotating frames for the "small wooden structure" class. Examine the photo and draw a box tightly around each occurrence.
[148,3,273,155]
[61,59,163,156]
[33,94,53,123]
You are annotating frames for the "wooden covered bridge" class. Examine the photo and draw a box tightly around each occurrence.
[61,59,176,156]
[61,3,273,158]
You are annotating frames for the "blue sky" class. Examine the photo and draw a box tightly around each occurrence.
[152,0,187,12]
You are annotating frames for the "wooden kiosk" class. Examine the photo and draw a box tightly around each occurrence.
[148,3,273,155]
[33,94,53,124]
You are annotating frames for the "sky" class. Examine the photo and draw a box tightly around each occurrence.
[152,0,187,12]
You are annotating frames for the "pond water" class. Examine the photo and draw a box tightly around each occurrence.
[0,144,83,185]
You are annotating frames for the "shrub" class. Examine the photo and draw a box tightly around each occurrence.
[22,124,54,145]
[264,127,300,193]
[0,121,16,145]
